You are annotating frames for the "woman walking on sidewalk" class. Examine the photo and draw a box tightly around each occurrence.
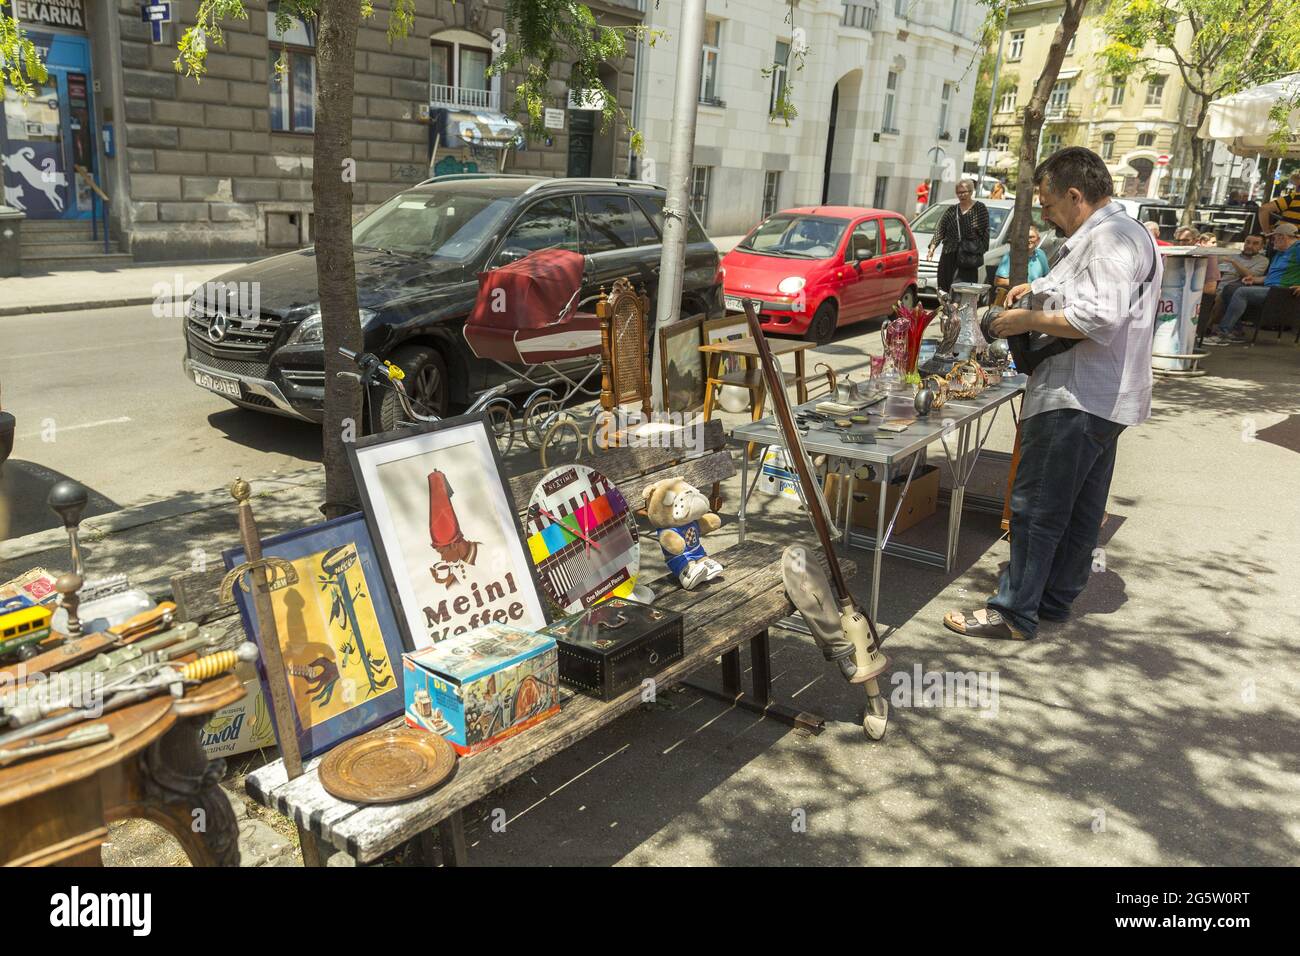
[928,180,990,292]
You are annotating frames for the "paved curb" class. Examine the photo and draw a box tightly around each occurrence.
[0,466,323,564]
[0,296,162,317]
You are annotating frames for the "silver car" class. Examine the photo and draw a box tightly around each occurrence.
[910,199,1060,299]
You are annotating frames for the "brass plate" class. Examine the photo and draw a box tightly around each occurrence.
[319,727,457,805]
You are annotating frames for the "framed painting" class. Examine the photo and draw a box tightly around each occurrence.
[223,512,405,759]
[659,314,706,414]
[349,412,550,651]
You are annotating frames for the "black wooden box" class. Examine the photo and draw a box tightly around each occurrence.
[543,598,684,700]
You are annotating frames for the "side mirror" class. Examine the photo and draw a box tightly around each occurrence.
[493,246,528,268]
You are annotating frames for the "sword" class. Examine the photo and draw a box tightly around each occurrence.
[742,300,890,739]
[223,477,324,867]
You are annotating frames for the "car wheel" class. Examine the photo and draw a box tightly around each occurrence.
[803,301,838,346]
[379,345,448,430]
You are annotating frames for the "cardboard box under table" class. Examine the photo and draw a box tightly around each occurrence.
[404,624,560,756]
[825,465,939,535]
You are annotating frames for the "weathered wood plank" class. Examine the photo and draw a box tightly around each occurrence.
[170,567,235,624]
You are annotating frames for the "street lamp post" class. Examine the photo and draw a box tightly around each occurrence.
[976,0,1013,195]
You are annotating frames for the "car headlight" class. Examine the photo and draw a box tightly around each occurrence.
[286,309,377,347]
[777,276,806,295]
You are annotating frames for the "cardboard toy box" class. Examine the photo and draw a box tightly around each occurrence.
[403,623,560,756]
[825,465,940,536]
[198,661,277,759]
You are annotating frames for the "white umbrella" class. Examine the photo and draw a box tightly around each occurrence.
[1199,73,1300,157]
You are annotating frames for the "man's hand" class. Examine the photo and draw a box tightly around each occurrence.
[990,308,1035,337]
[1244,275,1261,285]
[1291,286,1300,298]
[1004,282,1033,306]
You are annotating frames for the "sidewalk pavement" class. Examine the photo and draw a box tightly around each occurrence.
[0,236,748,318]
[0,260,252,317]
[5,332,1298,867]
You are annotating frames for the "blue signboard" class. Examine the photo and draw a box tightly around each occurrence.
[140,3,172,42]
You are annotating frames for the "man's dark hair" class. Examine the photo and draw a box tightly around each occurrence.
[1033,147,1113,203]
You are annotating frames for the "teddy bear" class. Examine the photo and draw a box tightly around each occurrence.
[642,477,723,590]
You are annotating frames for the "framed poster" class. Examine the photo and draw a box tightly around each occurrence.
[659,315,706,414]
[349,412,549,650]
[222,512,405,759]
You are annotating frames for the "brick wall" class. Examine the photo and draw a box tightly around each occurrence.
[116,0,640,261]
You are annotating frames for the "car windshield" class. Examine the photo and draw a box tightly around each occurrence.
[352,188,516,261]
[736,214,848,259]
[910,202,1015,238]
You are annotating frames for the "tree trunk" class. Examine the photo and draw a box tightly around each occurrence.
[313,0,364,518]
[1007,0,1088,285]
[1181,94,1212,226]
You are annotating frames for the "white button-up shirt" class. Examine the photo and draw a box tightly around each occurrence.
[1023,201,1162,426]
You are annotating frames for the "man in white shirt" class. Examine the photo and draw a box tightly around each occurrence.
[944,147,1161,641]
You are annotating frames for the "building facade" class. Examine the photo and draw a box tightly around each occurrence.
[1,0,642,266]
[636,0,983,236]
[985,0,1199,200]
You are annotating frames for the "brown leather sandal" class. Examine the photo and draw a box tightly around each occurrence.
[943,608,1028,641]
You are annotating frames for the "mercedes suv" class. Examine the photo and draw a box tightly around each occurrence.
[182,175,722,429]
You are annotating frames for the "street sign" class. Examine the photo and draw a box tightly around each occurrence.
[140,3,171,43]
[544,108,565,130]
[1156,154,1170,167]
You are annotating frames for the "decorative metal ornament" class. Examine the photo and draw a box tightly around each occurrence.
[319,726,458,805]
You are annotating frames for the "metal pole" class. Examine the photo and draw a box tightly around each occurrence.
[976,0,1012,195]
[650,0,707,411]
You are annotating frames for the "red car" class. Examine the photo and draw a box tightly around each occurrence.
[720,206,918,344]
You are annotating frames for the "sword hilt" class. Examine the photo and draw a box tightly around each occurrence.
[219,556,298,603]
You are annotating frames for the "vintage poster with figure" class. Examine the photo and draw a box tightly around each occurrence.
[350,413,549,650]
[224,512,406,757]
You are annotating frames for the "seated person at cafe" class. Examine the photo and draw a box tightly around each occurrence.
[993,225,1050,299]
[1173,226,1199,245]
[1205,223,1300,345]
[1145,221,1171,246]
[1202,234,1275,339]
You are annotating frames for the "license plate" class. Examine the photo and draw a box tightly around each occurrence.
[193,369,241,398]
[724,296,745,312]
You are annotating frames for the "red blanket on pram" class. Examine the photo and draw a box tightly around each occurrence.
[463,249,601,365]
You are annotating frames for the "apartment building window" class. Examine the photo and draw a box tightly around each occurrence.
[769,40,790,116]
[700,19,722,105]
[1137,131,1156,147]
[873,176,890,210]
[1043,132,1062,155]
[949,0,962,32]
[268,4,316,132]
[991,133,1009,150]
[431,34,493,108]
[690,166,712,226]
[938,82,953,136]
[1101,132,1115,160]
[762,171,782,219]
[998,90,1016,113]
[1048,80,1072,112]
[1110,79,1125,107]
[1008,31,1024,61]
[1145,75,1166,106]
[882,71,898,133]
[1066,33,1076,55]
[895,0,907,17]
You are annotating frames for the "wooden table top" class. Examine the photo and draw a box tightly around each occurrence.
[699,336,814,356]
[0,673,242,807]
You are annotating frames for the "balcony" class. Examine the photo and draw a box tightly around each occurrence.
[842,1,878,30]
[1044,103,1081,123]
[431,84,500,112]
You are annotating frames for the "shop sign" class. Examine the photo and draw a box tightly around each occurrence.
[13,0,86,31]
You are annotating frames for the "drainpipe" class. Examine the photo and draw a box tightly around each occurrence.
[628,0,647,178]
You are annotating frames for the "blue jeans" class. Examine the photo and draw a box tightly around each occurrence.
[1216,284,1271,335]
[988,408,1124,637]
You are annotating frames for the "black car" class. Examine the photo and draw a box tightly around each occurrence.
[182,175,722,430]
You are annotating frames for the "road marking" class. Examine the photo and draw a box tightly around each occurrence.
[1,337,183,363]
[18,416,132,439]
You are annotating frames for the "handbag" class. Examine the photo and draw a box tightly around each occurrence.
[955,208,983,271]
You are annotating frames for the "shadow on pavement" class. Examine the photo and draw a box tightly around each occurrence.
[0,459,120,540]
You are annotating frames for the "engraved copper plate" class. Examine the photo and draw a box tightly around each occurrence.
[319,727,457,805]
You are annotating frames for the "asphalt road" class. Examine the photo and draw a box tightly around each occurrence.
[0,303,322,540]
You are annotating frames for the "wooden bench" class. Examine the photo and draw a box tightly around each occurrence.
[173,419,843,866]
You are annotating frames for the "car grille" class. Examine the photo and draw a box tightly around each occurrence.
[282,370,325,388]
[186,307,283,357]
[918,260,939,281]
[187,340,271,379]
